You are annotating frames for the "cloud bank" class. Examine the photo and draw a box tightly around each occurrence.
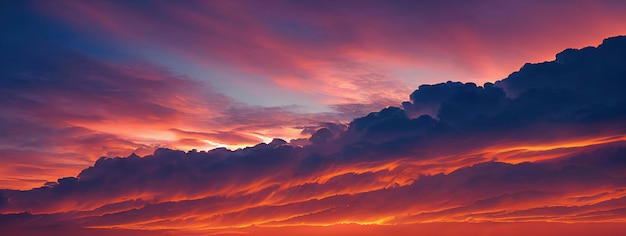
[2,36,626,235]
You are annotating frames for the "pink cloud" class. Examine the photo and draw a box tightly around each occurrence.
[33,0,626,109]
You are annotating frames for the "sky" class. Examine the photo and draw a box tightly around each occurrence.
[2,0,626,235]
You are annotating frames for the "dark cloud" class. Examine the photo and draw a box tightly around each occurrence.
[309,128,334,145]
[300,122,347,136]
[399,36,626,132]
[5,143,624,230]
[2,33,626,234]
[497,36,626,100]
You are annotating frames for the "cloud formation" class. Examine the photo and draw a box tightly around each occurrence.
[0,34,348,189]
[2,36,626,235]
[4,0,626,190]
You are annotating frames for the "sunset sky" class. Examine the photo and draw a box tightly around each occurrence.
[2,0,626,235]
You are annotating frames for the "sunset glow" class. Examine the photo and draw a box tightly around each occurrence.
[2,1,626,235]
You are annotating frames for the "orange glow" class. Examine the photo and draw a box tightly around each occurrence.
[3,132,624,232]
[3,2,626,235]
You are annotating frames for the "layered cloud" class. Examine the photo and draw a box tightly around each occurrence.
[2,36,626,235]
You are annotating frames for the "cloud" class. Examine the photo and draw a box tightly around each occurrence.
[30,0,626,108]
[1,143,625,231]
[400,36,626,131]
[2,36,626,234]
[498,36,626,98]
[4,0,626,233]
[0,34,355,189]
